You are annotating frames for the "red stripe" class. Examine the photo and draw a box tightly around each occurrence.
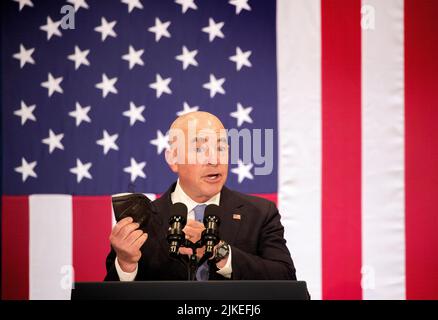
[252,193,277,206]
[404,0,438,300]
[1,196,29,299]
[72,196,112,282]
[321,0,362,299]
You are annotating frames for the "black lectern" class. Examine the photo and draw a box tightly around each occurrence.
[71,281,309,300]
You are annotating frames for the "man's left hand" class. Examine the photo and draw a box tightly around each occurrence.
[178,220,205,259]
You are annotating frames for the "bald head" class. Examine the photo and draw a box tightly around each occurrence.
[170,111,225,133]
[168,111,228,160]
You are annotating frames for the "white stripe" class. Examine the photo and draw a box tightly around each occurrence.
[29,195,72,300]
[361,0,405,299]
[277,0,322,299]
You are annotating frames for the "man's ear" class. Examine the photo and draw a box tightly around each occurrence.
[165,149,178,173]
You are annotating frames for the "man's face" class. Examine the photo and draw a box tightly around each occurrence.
[167,116,229,202]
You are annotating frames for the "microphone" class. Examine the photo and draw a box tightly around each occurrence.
[167,202,188,256]
[202,204,222,256]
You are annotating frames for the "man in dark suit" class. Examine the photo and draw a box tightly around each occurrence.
[105,111,296,281]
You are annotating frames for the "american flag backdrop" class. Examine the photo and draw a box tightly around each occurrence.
[1,0,437,300]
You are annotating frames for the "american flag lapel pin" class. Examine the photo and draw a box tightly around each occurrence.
[233,213,241,220]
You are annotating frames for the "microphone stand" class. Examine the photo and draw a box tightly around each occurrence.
[183,239,209,281]
[171,239,215,281]
[169,214,221,280]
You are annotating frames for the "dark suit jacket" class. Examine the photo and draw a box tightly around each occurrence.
[104,183,296,281]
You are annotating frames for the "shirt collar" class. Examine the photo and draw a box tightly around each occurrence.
[171,179,221,213]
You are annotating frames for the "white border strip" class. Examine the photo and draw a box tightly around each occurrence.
[277,0,322,299]
[361,0,406,299]
[29,195,73,300]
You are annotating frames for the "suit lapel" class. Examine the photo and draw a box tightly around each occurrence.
[218,186,244,245]
[151,183,176,239]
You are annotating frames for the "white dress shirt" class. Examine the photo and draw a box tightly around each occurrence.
[116,180,232,281]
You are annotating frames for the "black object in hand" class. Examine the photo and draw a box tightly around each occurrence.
[112,193,155,229]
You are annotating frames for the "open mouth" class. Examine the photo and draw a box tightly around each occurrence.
[203,173,222,182]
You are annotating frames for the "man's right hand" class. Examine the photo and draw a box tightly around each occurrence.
[109,217,148,273]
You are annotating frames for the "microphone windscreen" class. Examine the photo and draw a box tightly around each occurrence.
[204,204,224,220]
[170,202,188,218]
